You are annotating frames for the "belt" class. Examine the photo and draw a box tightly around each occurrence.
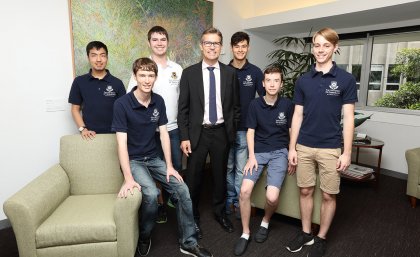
[202,123,225,129]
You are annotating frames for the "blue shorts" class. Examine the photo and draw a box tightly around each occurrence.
[243,148,288,189]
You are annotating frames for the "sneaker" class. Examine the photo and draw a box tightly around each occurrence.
[254,226,269,243]
[286,230,314,252]
[137,238,151,256]
[156,204,167,224]
[234,237,250,256]
[307,236,326,257]
[180,244,213,257]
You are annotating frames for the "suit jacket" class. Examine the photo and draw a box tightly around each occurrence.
[178,61,241,150]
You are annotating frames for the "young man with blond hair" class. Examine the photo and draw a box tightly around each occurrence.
[286,27,357,257]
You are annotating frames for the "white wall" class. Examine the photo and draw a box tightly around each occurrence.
[0,0,74,220]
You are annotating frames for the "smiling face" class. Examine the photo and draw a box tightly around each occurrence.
[263,72,283,97]
[312,34,338,66]
[135,69,156,94]
[231,40,249,62]
[200,33,222,65]
[88,47,107,72]
[148,32,168,57]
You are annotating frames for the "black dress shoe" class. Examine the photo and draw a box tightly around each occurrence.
[195,222,203,239]
[254,226,269,243]
[234,237,250,256]
[215,215,234,233]
[180,244,213,257]
[136,238,151,256]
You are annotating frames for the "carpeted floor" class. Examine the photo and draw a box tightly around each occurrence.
[1,173,419,257]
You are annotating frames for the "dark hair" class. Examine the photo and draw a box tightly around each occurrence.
[86,41,108,56]
[132,58,158,76]
[201,27,223,45]
[264,66,283,81]
[148,26,169,41]
[230,31,250,46]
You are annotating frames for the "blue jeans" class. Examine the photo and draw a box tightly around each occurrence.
[155,128,182,171]
[226,131,248,209]
[130,157,196,248]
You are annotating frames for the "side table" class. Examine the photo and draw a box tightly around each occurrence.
[342,138,385,186]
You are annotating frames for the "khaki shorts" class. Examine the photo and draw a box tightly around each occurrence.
[296,144,341,194]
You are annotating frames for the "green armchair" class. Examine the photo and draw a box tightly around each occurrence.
[406,147,420,208]
[3,134,142,257]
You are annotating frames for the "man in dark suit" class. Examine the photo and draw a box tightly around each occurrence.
[178,27,241,238]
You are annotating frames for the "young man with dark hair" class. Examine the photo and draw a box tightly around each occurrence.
[69,41,126,139]
[112,57,212,257]
[128,26,183,223]
[234,67,294,256]
[178,27,241,239]
[286,27,357,257]
[226,31,264,219]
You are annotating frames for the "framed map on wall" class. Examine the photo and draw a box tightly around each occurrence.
[69,0,213,85]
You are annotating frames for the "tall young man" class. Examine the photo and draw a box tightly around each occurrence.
[128,26,183,223]
[69,41,126,139]
[234,67,294,256]
[227,31,264,218]
[286,28,357,257]
[112,58,211,257]
[178,27,241,238]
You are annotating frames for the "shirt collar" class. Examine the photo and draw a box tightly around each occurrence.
[88,69,112,82]
[129,87,156,109]
[310,61,338,77]
[202,60,220,70]
[259,95,280,109]
[228,59,250,70]
[149,56,175,69]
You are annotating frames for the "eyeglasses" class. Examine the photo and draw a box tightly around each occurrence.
[202,41,222,48]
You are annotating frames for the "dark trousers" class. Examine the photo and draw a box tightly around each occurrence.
[185,125,230,222]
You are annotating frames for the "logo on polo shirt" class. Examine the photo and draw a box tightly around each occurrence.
[171,72,178,79]
[150,108,160,122]
[103,85,117,97]
[276,112,287,125]
[169,72,180,87]
[242,74,254,87]
[325,81,340,96]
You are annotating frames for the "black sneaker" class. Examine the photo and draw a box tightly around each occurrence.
[286,230,314,252]
[234,237,250,256]
[307,236,326,257]
[254,226,269,243]
[137,238,151,256]
[156,204,167,224]
[180,244,213,257]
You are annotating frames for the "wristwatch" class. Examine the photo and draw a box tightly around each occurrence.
[78,126,86,132]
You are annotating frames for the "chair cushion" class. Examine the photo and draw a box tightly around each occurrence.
[36,194,117,248]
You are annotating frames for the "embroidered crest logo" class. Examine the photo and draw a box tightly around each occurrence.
[329,81,338,90]
[245,75,252,82]
[103,85,116,97]
[171,72,178,80]
[276,112,286,125]
[151,108,160,122]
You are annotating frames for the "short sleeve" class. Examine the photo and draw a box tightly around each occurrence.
[111,100,128,132]
[68,79,82,105]
[246,100,258,129]
[158,100,168,126]
[342,75,358,104]
[293,77,304,106]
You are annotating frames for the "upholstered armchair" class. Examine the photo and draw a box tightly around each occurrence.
[406,147,420,208]
[4,134,141,257]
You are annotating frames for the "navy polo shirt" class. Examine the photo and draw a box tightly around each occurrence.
[293,62,358,148]
[229,60,265,131]
[247,96,294,153]
[68,69,126,133]
[112,89,168,160]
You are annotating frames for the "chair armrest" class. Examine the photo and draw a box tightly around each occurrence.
[3,164,70,257]
[114,189,142,257]
[406,147,420,196]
